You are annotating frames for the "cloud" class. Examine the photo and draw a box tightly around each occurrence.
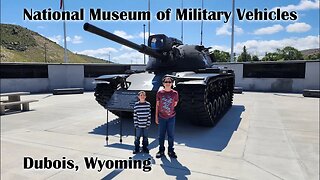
[48,35,63,44]
[76,47,118,60]
[119,45,134,51]
[138,32,155,40]
[286,22,311,32]
[271,0,320,11]
[66,37,71,42]
[234,35,319,57]
[112,52,144,64]
[48,35,83,44]
[209,45,230,52]
[71,35,83,44]
[107,30,154,41]
[253,24,284,35]
[76,46,146,64]
[216,23,243,36]
[114,30,135,39]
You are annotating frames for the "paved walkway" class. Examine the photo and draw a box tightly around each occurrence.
[1,92,319,179]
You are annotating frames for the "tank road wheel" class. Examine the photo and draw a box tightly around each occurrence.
[226,91,232,108]
[221,94,226,111]
[207,101,217,122]
[177,84,214,126]
[211,99,218,120]
[176,76,234,127]
[224,92,229,108]
[217,97,222,117]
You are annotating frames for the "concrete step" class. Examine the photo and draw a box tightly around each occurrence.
[53,88,84,95]
[234,87,243,94]
[303,89,320,98]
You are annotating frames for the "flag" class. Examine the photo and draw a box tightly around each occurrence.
[60,0,63,9]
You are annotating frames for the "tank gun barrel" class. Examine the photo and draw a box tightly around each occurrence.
[83,23,163,59]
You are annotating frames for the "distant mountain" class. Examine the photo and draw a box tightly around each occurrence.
[0,24,110,63]
[300,48,320,60]
[300,48,320,56]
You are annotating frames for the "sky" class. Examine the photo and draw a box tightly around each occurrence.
[1,0,319,64]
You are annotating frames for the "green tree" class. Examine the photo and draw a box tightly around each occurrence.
[237,46,252,62]
[261,52,281,61]
[277,46,303,60]
[252,55,259,61]
[209,50,230,62]
[305,53,320,60]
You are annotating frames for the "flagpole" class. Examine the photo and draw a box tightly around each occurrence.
[181,0,184,43]
[230,0,235,62]
[62,0,68,63]
[148,0,150,39]
[200,0,204,45]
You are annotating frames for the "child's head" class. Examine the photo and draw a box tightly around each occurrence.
[138,91,146,101]
[162,76,173,89]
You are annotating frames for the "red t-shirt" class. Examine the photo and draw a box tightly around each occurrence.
[156,89,179,119]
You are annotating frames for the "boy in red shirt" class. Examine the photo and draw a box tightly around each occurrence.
[155,76,179,158]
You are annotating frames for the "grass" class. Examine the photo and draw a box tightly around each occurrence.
[0,24,110,63]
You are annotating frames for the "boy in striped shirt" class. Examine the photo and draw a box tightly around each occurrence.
[133,91,151,154]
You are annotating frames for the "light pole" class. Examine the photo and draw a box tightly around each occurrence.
[44,42,47,63]
[108,52,111,63]
[143,24,146,64]
[61,0,68,63]
[148,0,150,39]
[200,0,204,45]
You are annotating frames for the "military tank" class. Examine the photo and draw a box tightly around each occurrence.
[83,23,235,126]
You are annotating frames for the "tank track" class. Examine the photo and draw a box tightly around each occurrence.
[94,83,116,107]
[177,76,234,126]
[94,83,133,118]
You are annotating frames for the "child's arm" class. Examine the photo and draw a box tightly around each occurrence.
[147,104,151,128]
[174,91,179,107]
[155,101,159,125]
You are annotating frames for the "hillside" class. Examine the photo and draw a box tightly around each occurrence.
[0,24,110,63]
[301,48,320,60]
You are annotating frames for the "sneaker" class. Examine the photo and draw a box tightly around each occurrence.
[142,148,149,153]
[168,151,177,158]
[156,151,164,158]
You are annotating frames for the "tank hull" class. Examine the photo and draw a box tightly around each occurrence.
[94,70,234,126]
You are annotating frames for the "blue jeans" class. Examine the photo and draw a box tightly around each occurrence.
[158,116,176,152]
[134,128,149,150]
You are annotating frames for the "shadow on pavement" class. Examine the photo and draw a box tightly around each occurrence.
[90,105,245,151]
[102,152,155,180]
[160,156,191,180]
[93,105,244,179]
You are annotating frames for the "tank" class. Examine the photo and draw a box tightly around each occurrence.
[83,23,235,126]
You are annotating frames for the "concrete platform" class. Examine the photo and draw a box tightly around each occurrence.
[1,92,319,180]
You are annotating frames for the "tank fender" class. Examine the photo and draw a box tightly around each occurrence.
[175,76,206,85]
[94,74,129,84]
[173,73,211,86]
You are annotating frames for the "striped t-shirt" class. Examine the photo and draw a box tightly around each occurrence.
[133,101,151,128]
